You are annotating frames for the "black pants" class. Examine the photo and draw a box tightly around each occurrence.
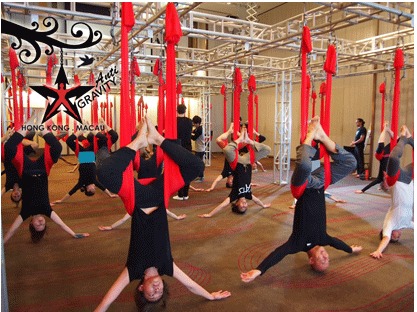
[354,145,365,174]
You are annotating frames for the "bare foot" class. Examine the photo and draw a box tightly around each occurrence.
[146,117,164,146]
[400,125,412,138]
[305,116,320,140]
[313,122,327,142]
[127,118,148,151]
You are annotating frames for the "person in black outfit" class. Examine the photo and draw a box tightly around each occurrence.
[351,118,367,177]
[3,111,89,243]
[173,104,193,200]
[355,122,393,194]
[198,123,271,218]
[51,120,118,205]
[205,158,234,192]
[1,128,39,206]
[94,117,230,311]
[241,117,362,282]
[191,115,205,182]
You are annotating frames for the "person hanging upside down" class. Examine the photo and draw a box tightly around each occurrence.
[205,158,234,192]
[3,110,89,244]
[51,122,118,205]
[94,117,230,311]
[1,128,40,207]
[355,122,393,194]
[370,125,413,259]
[199,123,271,218]
[241,117,362,282]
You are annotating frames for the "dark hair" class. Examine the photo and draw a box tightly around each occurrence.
[134,280,169,311]
[357,118,365,125]
[192,115,202,124]
[29,223,47,243]
[84,190,95,197]
[379,230,399,243]
[231,203,246,214]
[177,104,187,114]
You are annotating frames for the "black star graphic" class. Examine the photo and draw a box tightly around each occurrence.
[31,65,93,123]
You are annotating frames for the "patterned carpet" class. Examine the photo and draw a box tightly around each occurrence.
[1,153,413,312]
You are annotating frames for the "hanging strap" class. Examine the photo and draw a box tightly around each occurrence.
[379,82,386,132]
[311,90,317,117]
[163,2,184,209]
[220,84,227,132]
[176,81,182,106]
[300,26,312,143]
[255,94,259,138]
[233,67,242,141]
[322,44,337,190]
[17,70,25,126]
[9,47,20,129]
[390,48,404,151]
[247,74,256,164]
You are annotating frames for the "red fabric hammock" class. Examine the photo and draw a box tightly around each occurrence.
[118,2,135,215]
[311,89,317,117]
[322,44,337,189]
[390,48,404,151]
[130,56,141,135]
[220,84,227,132]
[163,2,184,209]
[176,81,182,106]
[379,82,386,132]
[9,47,20,129]
[153,59,165,135]
[17,70,25,126]
[27,88,31,119]
[255,94,259,136]
[300,26,312,143]
[233,67,242,141]
[247,74,256,164]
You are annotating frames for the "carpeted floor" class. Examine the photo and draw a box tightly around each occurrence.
[1,153,414,312]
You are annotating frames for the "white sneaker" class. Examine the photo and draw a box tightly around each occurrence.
[173,196,189,201]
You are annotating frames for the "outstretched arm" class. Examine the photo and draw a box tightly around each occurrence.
[50,211,89,238]
[94,267,130,312]
[251,195,270,209]
[173,263,230,300]
[198,197,231,218]
[205,174,223,192]
[51,193,71,206]
[98,213,131,231]
[166,209,186,220]
[104,189,119,198]
[370,236,390,259]
[3,215,24,244]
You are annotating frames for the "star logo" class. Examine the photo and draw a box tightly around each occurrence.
[31,65,93,124]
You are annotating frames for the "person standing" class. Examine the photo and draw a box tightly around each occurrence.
[351,118,367,178]
[173,104,193,200]
[191,115,205,182]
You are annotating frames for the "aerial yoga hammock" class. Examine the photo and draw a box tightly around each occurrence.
[9,47,21,129]
[390,48,404,151]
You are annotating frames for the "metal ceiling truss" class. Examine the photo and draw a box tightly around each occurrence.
[1,2,414,96]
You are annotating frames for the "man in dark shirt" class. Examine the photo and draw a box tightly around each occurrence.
[241,117,362,282]
[351,118,367,177]
[173,104,194,200]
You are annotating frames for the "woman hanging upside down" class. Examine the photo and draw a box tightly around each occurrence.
[199,123,271,218]
[3,110,89,243]
[94,117,230,311]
